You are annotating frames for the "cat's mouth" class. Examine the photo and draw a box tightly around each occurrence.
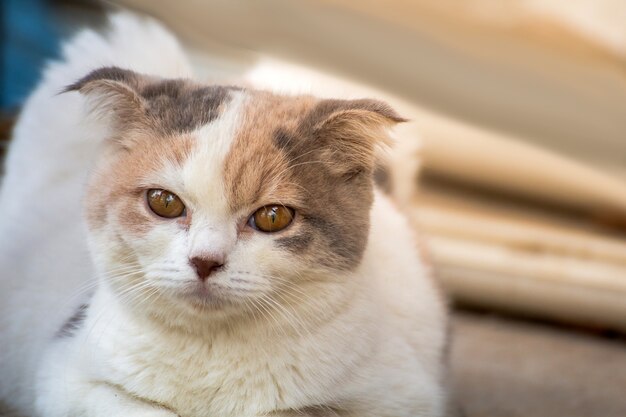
[177,280,235,309]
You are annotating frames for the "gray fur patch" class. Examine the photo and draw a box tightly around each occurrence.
[276,231,313,253]
[55,303,88,338]
[66,66,242,134]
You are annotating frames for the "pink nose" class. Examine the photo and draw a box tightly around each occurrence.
[190,256,224,281]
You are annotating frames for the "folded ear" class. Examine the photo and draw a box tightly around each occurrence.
[64,66,147,134]
[308,99,406,177]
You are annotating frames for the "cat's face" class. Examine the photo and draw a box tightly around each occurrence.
[72,67,403,324]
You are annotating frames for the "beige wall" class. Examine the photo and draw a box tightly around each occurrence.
[116,0,626,177]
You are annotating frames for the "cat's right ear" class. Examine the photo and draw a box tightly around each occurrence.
[64,66,147,132]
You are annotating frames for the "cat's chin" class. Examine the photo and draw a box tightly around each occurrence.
[175,281,238,311]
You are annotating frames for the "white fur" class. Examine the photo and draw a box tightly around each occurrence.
[0,13,191,415]
[0,12,448,417]
[183,92,246,260]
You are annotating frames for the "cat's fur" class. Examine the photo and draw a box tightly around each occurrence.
[0,13,448,417]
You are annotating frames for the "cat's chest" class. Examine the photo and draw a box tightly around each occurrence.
[94,320,351,417]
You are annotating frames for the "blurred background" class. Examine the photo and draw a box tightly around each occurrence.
[2,1,626,416]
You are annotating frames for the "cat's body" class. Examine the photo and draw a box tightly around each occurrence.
[0,14,448,417]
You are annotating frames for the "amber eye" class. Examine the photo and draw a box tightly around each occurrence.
[249,205,294,233]
[147,189,186,218]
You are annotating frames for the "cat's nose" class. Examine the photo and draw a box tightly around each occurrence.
[189,256,224,281]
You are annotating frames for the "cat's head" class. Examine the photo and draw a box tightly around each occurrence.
[70,66,404,327]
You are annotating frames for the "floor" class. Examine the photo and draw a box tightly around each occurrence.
[450,310,626,417]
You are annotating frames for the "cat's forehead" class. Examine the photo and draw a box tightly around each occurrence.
[130,74,243,135]
[179,90,318,214]
[224,92,320,209]
[85,67,313,136]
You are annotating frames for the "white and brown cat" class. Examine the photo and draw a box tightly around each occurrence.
[0,13,448,417]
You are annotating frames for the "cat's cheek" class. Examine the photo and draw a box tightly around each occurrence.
[223,239,278,287]
[115,197,158,236]
[252,241,303,277]
[84,197,108,232]
[130,226,189,266]
[225,238,263,271]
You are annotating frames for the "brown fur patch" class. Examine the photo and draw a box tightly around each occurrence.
[85,130,195,236]
[223,92,403,271]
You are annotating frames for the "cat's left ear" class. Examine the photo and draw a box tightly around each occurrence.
[308,99,407,176]
[64,66,147,134]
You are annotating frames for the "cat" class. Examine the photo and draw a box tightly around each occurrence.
[0,13,448,417]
